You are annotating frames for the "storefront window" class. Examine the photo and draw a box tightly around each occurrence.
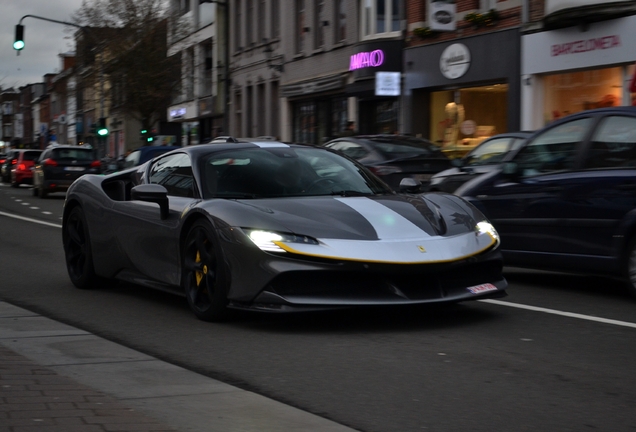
[294,98,349,145]
[430,84,508,158]
[544,67,623,125]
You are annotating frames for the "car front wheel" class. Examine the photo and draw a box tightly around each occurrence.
[182,220,231,321]
[63,206,98,289]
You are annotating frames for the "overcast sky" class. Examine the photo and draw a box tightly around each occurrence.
[1,0,85,90]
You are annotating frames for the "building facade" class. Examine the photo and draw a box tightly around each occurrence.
[167,0,227,145]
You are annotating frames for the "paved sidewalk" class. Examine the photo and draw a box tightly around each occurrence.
[0,344,177,432]
[0,301,358,432]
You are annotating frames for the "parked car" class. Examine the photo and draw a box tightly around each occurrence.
[10,149,42,187]
[322,135,452,190]
[62,140,506,321]
[429,132,533,193]
[1,149,21,183]
[33,144,101,198]
[456,106,636,297]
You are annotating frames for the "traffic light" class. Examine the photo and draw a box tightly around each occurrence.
[140,129,153,142]
[97,118,108,136]
[13,25,25,51]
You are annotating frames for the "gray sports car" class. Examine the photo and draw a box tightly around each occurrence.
[62,139,507,321]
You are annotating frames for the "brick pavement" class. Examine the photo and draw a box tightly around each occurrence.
[0,345,177,432]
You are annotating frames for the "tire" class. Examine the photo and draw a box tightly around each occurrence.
[182,220,231,321]
[626,238,636,299]
[63,206,98,289]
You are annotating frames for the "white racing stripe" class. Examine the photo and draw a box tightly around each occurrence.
[480,299,636,329]
[335,197,429,239]
[0,210,62,228]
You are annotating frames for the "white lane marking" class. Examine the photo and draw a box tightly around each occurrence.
[42,211,52,215]
[481,299,636,329]
[30,207,40,210]
[0,211,62,228]
[21,202,30,205]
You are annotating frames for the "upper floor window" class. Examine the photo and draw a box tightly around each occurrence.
[180,0,190,15]
[235,1,242,50]
[361,0,401,39]
[335,0,346,43]
[272,0,280,38]
[481,0,497,12]
[258,0,266,42]
[314,0,325,49]
[247,0,254,46]
[296,0,306,53]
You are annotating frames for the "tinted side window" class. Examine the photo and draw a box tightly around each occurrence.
[514,118,592,176]
[148,153,195,198]
[584,116,636,169]
[464,137,510,166]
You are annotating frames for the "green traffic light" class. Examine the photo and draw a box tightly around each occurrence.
[14,25,24,51]
[97,128,108,136]
[146,136,153,142]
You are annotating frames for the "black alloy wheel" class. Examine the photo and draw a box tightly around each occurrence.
[182,220,230,321]
[63,206,98,289]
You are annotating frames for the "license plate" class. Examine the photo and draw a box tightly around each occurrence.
[64,167,85,171]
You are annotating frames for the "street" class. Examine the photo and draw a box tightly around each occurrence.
[1,183,635,432]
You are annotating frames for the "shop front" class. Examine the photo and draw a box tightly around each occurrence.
[347,39,404,135]
[403,29,521,158]
[521,14,636,130]
[282,74,349,146]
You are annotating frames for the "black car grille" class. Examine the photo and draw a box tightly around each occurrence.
[267,259,503,302]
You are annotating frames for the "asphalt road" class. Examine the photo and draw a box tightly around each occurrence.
[1,183,636,432]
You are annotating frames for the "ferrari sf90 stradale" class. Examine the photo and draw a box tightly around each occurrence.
[63,139,506,321]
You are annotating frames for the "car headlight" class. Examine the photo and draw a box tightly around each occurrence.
[476,221,499,242]
[245,229,319,252]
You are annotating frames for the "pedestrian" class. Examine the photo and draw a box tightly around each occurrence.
[341,121,356,137]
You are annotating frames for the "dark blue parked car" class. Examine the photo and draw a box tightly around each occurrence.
[456,107,636,298]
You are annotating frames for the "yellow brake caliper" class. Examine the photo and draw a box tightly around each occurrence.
[195,250,208,286]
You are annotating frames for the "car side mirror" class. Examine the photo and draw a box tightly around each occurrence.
[131,184,169,219]
[399,177,422,193]
[451,158,463,168]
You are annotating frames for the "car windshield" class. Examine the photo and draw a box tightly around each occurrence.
[51,148,95,161]
[366,137,441,159]
[200,146,392,199]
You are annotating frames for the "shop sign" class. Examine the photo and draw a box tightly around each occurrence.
[551,35,620,57]
[170,107,187,120]
[375,72,401,96]
[428,0,457,32]
[440,43,470,79]
[546,0,622,16]
[350,50,385,71]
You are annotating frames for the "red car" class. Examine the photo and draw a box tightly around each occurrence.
[11,150,42,187]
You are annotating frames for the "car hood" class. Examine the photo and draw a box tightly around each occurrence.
[200,194,497,263]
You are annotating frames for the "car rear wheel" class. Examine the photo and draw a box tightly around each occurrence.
[63,206,98,289]
[182,220,230,321]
